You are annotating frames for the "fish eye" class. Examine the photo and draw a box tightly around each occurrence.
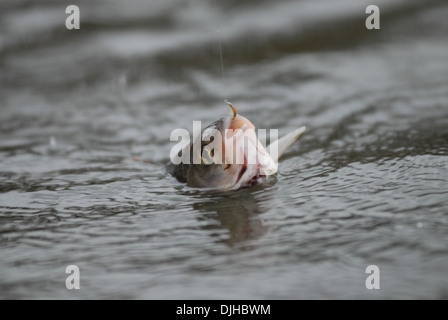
[200,136,215,163]
[201,146,213,164]
[201,148,213,164]
[201,135,214,148]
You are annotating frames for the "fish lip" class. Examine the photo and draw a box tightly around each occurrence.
[225,100,237,120]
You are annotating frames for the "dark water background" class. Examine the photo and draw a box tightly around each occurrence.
[1,0,447,299]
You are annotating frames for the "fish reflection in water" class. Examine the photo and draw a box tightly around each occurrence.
[192,186,276,248]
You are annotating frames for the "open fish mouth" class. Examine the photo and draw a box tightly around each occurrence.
[225,101,278,175]
[201,101,278,189]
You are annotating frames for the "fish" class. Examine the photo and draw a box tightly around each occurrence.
[167,101,306,190]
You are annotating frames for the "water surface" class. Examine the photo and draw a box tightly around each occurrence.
[0,0,448,299]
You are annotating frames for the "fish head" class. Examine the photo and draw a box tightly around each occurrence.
[186,102,277,190]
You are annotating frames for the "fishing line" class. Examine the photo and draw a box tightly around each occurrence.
[217,29,225,83]
[213,0,228,100]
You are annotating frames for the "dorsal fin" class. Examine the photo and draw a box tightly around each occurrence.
[268,126,306,159]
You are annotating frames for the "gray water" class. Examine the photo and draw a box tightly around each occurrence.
[1,0,448,299]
